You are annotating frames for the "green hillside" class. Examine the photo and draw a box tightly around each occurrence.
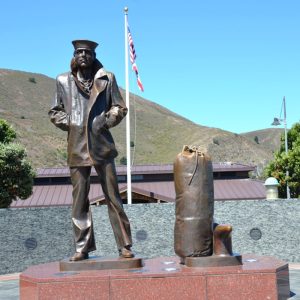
[0,68,277,168]
[241,128,284,152]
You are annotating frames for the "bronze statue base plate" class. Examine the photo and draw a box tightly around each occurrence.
[185,254,242,267]
[59,256,143,272]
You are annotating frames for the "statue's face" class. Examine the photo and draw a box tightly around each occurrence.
[74,49,95,69]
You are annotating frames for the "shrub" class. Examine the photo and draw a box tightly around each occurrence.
[28,77,36,84]
[120,156,127,165]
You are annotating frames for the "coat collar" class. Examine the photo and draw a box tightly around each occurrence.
[94,67,108,79]
[92,68,108,96]
[86,67,108,110]
[70,67,108,108]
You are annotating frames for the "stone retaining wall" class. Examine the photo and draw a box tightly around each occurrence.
[0,199,299,274]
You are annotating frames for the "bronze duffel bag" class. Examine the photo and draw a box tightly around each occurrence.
[174,145,214,260]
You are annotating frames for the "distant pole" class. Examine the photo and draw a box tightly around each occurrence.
[124,7,132,205]
[283,96,290,199]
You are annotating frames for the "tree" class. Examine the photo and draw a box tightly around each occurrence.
[0,119,16,144]
[0,119,35,208]
[212,138,220,145]
[28,77,37,84]
[120,156,127,165]
[265,122,300,198]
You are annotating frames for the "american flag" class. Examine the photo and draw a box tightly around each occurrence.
[127,22,144,92]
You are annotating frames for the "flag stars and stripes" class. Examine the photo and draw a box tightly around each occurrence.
[127,22,144,92]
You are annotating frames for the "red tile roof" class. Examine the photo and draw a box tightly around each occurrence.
[11,179,265,208]
[35,162,255,178]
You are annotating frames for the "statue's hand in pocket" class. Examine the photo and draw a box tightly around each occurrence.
[92,112,106,134]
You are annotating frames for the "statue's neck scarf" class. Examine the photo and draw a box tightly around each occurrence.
[71,58,103,96]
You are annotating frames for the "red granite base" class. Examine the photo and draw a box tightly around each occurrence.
[20,254,290,300]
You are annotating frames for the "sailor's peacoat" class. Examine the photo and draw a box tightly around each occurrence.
[48,68,127,166]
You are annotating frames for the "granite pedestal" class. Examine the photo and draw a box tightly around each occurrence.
[20,254,290,300]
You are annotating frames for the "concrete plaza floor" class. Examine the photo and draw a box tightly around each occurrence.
[0,264,299,299]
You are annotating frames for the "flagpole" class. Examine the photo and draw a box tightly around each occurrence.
[124,7,132,205]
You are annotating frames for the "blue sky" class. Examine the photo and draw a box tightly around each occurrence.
[0,0,299,133]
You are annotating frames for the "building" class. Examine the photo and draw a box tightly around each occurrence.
[11,163,266,208]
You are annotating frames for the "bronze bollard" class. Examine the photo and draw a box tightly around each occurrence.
[213,224,233,256]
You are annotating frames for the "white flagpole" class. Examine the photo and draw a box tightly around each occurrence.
[124,7,132,205]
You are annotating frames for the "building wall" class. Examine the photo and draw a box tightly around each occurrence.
[0,199,299,274]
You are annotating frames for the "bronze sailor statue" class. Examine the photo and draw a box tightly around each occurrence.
[49,40,134,261]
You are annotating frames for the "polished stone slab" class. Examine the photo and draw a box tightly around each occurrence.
[20,254,291,300]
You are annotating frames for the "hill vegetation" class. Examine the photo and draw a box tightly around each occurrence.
[241,128,283,152]
[0,69,281,169]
